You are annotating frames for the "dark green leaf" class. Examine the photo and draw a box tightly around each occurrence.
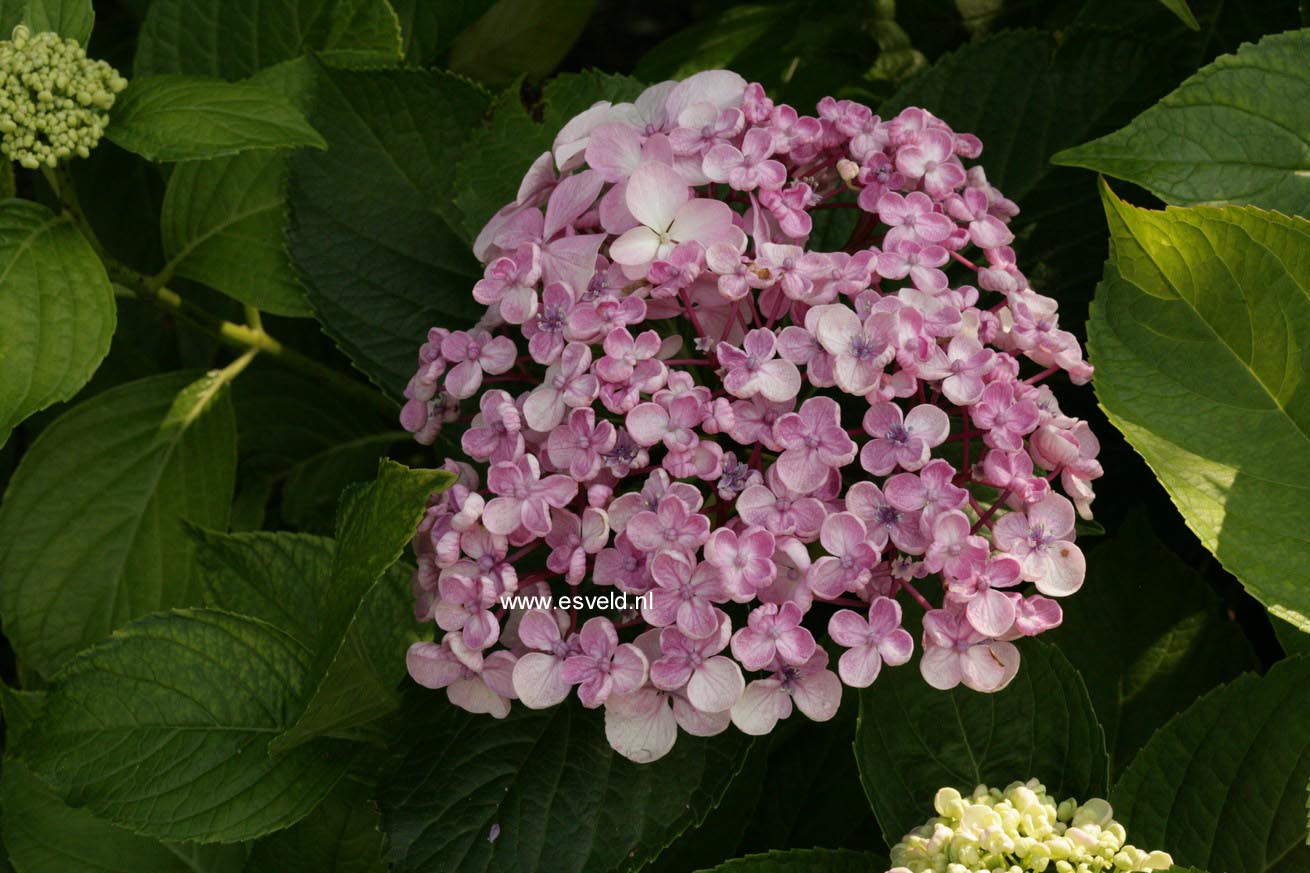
[1088,188,1310,630]
[379,693,753,873]
[446,0,595,87]
[390,0,495,65]
[288,63,489,395]
[0,0,93,44]
[108,74,326,162]
[0,200,115,446]
[1054,29,1310,216]
[18,609,356,843]
[1113,656,1310,873]
[1158,0,1200,29]
[1273,616,1310,657]
[1,759,250,873]
[1046,517,1257,770]
[695,849,887,873]
[191,526,422,740]
[135,0,402,79]
[0,371,237,679]
[270,460,452,750]
[244,776,385,873]
[854,639,1108,846]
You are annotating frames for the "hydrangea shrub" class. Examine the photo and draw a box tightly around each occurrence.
[400,69,1102,762]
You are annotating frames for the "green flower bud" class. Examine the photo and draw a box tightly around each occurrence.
[0,25,127,168]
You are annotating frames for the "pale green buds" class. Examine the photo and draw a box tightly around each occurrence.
[888,779,1175,873]
[0,25,127,169]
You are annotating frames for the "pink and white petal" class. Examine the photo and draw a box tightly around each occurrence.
[625,162,688,230]
[447,677,510,718]
[791,669,841,722]
[508,652,565,707]
[730,678,791,735]
[838,644,883,688]
[605,688,677,764]
[966,588,1018,638]
[609,226,663,267]
[919,646,963,690]
[544,170,604,240]
[1032,542,1086,597]
[498,284,539,325]
[625,402,670,446]
[687,656,745,713]
[673,695,731,736]
[827,609,871,647]
[859,440,901,477]
[406,642,462,689]
[678,598,720,640]
[756,359,802,402]
[877,628,915,667]
[586,123,644,183]
[1029,493,1076,538]
[523,387,565,432]
[905,403,951,445]
[610,644,650,694]
[542,234,606,294]
[960,640,1020,692]
[730,628,776,671]
[517,609,563,651]
[443,360,483,400]
[480,496,523,536]
[669,198,735,246]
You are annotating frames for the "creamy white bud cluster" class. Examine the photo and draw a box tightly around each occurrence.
[0,25,126,168]
[888,780,1174,873]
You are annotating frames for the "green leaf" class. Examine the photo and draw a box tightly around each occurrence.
[1273,616,1310,657]
[1,759,250,873]
[244,776,384,872]
[1113,656,1310,872]
[1157,0,1200,29]
[633,5,793,83]
[1045,517,1257,770]
[287,63,489,395]
[191,526,422,740]
[447,0,595,87]
[0,370,237,679]
[695,849,888,873]
[280,432,406,533]
[18,609,356,843]
[0,0,94,44]
[156,58,327,318]
[738,699,881,854]
[854,639,1108,846]
[1087,187,1310,630]
[1054,29,1310,216]
[453,70,642,240]
[108,74,327,162]
[135,0,402,80]
[160,149,311,315]
[0,200,115,447]
[378,692,753,873]
[390,0,495,65]
[270,460,452,750]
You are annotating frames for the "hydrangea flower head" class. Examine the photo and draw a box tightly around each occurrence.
[888,780,1174,873]
[0,25,126,168]
[403,70,1105,762]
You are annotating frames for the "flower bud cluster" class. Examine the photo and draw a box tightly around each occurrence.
[0,25,126,168]
[888,781,1174,873]
[402,70,1104,762]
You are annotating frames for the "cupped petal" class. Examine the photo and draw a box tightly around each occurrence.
[687,656,745,713]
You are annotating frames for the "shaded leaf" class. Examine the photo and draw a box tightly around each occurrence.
[854,639,1108,846]
[243,775,385,873]
[0,0,93,44]
[1087,187,1310,630]
[1113,656,1310,873]
[1055,29,1310,216]
[378,692,753,873]
[447,0,595,87]
[288,63,489,395]
[695,849,887,873]
[108,74,326,162]
[0,371,236,678]
[1046,517,1258,770]
[0,200,115,446]
[135,0,402,79]
[18,609,356,843]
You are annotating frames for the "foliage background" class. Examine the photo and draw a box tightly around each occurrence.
[0,0,1309,871]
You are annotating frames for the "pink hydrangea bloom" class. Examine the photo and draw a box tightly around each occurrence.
[403,71,1103,762]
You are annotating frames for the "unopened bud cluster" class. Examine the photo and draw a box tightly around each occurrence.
[0,25,126,168]
[888,781,1174,873]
